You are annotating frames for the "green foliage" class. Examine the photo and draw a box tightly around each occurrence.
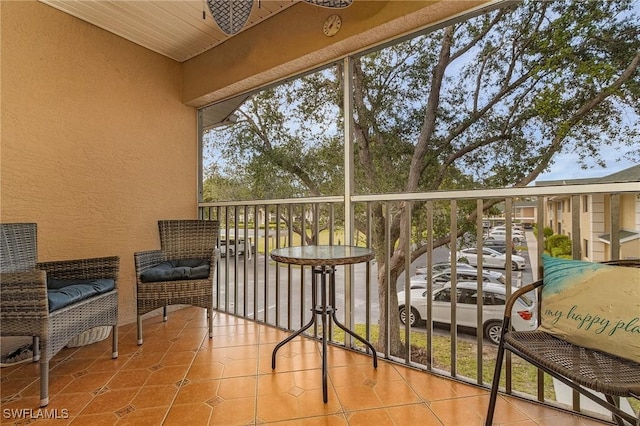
[201,0,639,352]
[546,234,572,256]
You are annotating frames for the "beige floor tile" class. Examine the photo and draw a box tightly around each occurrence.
[0,376,38,398]
[130,384,178,409]
[0,307,615,426]
[58,371,115,394]
[344,408,394,425]
[265,350,324,373]
[144,364,189,386]
[135,338,174,354]
[108,368,152,389]
[220,357,259,378]
[46,391,94,418]
[49,358,96,376]
[398,366,486,401]
[70,412,120,425]
[256,393,302,423]
[334,383,384,411]
[160,350,197,367]
[385,403,443,425]
[186,360,225,381]
[260,413,348,426]
[163,402,212,425]
[216,375,257,399]
[431,394,528,426]
[86,356,128,374]
[121,351,164,370]
[173,379,221,405]
[77,388,138,415]
[329,362,400,387]
[115,406,170,425]
[208,396,256,425]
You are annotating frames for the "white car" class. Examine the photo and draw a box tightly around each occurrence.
[487,229,524,243]
[408,270,505,290]
[490,225,524,233]
[455,247,526,270]
[219,238,246,257]
[397,281,537,344]
[415,262,483,275]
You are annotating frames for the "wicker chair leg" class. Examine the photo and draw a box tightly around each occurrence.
[39,356,49,407]
[486,321,509,425]
[137,316,143,345]
[33,336,40,362]
[163,306,168,322]
[112,326,119,358]
[208,308,213,338]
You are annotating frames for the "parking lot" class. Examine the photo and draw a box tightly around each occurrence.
[216,230,537,344]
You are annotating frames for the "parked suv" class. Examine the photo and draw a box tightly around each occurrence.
[398,281,537,344]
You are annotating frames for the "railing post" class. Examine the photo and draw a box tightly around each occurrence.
[343,56,355,347]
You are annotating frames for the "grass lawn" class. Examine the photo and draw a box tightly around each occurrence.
[327,324,554,397]
[330,324,639,416]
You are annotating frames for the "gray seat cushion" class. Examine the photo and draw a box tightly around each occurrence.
[139,259,210,283]
[47,278,115,312]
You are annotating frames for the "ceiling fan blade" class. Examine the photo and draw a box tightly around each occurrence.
[207,0,253,35]
[303,0,353,8]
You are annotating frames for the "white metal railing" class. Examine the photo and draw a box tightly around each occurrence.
[199,181,638,421]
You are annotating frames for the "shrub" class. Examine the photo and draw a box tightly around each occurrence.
[546,234,571,256]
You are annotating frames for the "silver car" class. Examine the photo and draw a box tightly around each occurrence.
[455,247,526,270]
[408,269,505,290]
[415,262,480,275]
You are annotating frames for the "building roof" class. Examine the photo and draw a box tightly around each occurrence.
[514,200,537,207]
[535,164,640,187]
[598,230,640,244]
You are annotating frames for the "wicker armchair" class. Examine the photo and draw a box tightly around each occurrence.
[134,220,219,344]
[486,259,640,426]
[0,223,119,407]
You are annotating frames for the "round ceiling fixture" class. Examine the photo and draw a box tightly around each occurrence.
[207,0,253,35]
[206,0,352,36]
[304,0,352,8]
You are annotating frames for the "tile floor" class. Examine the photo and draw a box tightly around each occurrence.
[1,307,612,425]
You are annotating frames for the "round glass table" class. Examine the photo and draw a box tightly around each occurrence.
[270,245,378,403]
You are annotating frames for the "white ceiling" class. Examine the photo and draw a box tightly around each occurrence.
[39,0,299,63]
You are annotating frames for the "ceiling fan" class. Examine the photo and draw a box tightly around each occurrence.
[206,0,353,35]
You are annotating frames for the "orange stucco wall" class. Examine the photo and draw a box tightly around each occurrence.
[1,1,198,324]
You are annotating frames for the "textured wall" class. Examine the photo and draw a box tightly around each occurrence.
[1,1,198,324]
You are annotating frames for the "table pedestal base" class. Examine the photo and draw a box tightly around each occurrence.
[271,265,378,403]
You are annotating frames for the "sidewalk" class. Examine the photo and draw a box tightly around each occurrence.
[525,230,539,281]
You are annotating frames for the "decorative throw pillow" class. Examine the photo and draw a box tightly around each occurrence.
[540,255,640,363]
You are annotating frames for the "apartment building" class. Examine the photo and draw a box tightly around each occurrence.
[536,165,640,261]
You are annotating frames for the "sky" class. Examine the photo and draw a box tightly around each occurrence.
[535,151,638,181]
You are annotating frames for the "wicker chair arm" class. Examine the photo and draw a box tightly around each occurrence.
[210,248,221,271]
[0,269,49,318]
[37,256,120,286]
[134,250,166,276]
[503,279,542,319]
